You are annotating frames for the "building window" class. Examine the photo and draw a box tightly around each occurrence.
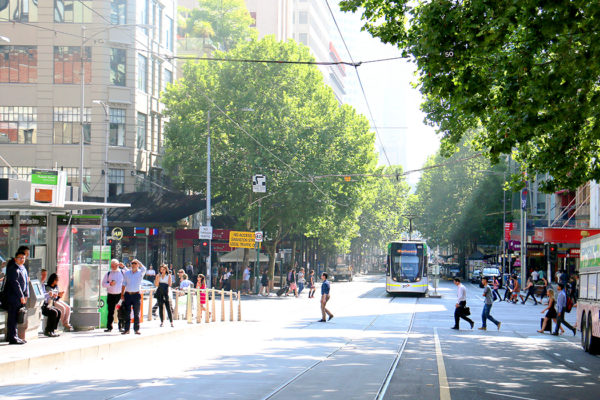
[298,11,308,24]
[109,108,125,146]
[158,7,163,44]
[108,168,125,196]
[0,106,37,144]
[53,107,91,144]
[54,0,92,23]
[137,0,148,27]
[250,12,256,28]
[137,112,147,149]
[54,46,91,84]
[110,0,126,24]
[165,16,173,51]
[137,53,147,92]
[0,0,39,22]
[298,33,308,45]
[163,68,172,91]
[110,48,126,86]
[0,46,37,83]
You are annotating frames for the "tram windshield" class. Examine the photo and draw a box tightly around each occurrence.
[392,255,420,282]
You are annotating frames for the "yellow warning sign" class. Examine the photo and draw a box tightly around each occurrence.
[229,231,256,249]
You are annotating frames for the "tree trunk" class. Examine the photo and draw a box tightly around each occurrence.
[290,239,297,271]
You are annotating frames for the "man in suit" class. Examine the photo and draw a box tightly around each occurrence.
[5,250,29,344]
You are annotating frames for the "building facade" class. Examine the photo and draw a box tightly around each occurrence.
[0,0,176,199]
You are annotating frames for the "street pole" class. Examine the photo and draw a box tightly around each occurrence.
[520,186,528,288]
[93,100,109,246]
[79,25,86,202]
[255,198,261,294]
[206,110,212,288]
[502,171,506,275]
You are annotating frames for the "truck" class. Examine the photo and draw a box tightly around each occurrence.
[329,264,353,281]
[577,234,600,354]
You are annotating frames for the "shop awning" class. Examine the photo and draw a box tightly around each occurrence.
[0,200,130,212]
[534,227,600,244]
[106,191,208,224]
[219,248,269,263]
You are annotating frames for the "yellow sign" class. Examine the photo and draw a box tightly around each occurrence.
[229,231,256,249]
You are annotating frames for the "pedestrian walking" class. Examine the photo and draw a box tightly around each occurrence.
[3,250,29,344]
[298,268,306,295]
[318,273,333,322]
[451,278,474,330]
[552,283,576,336]
[242,266,251,294]
[178,271,193,290]
[101,259,126,332]
[479,277,501,331]
[531,269,539,283]
[154,264,174,327]
[503,276,514,302]
[538,289,562,334]
[120,259,146,335]
[510,276,520,303]
[492,277,501,302]
[196,274,208,315]
[538,276,549,304]
[308,270,316,298]
[259,269,269,296]
[520,277,539,305]
[286,268,298,297]
[46,273,73,331]
[223,268,232,291]
[40,269,61,337]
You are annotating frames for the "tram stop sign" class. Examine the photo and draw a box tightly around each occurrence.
[111,227,123,241]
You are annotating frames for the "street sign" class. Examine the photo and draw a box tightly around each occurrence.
[111,227,123,240]
[199,226,213,240]
[252,174,266,193]
[255,231,263,242]
[229,231,256,249]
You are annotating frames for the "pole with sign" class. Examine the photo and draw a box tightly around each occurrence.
[253,175,266,294]
[520,186,528,288]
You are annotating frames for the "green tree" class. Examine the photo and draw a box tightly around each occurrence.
[340,0,600,191]
[178,0,257,51]
[162,36,378,279]
[412,132,504,258]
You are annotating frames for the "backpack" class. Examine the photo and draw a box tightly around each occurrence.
[566,296,574,313]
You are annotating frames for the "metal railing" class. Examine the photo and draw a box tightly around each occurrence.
[139,288,242,325]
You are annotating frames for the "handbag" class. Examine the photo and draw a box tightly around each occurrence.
[463,306,471,316]
[17,306,27,324]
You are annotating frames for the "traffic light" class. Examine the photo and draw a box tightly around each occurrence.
[545,243,557,263]
[194,239,210,257]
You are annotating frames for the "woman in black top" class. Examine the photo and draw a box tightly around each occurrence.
[154,264,174,327]
[260,269,269,296]
[538,289,563,334]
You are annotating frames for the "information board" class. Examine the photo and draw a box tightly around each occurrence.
[229,231,256,249]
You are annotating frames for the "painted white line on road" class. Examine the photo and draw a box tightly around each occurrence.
[581,367,590,371]
[553,353,561,357]
[433,327,451,400]
[566,359,574,363]
[486,391,537,400]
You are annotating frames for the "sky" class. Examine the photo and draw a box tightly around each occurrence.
[332,3,440,187]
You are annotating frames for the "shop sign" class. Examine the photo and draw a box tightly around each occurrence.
[92,245,111,261]
[212,242,232,252]
[30,169,67,207]
[57,215,101,225]
[229,231,256,249]
[111,227,123,240]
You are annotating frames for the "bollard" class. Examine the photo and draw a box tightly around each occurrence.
[237,291,242,321]
[221,290,225,322]
[196,289,202,323]
[211,289,216,322]
[205,289,210,323]
[173,290,179,320]
[229,290,234,321]
[140,292,144,323]
[147,290,154,322]
[186,288,193,324]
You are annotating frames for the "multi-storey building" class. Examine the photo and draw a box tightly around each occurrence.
[244,0,346,102]
[0,0,177,199]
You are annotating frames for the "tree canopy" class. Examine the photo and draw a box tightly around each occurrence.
[162,36,378,270]
[340,0,600,191]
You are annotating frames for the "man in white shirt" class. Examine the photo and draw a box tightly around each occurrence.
[102,259,125,333]
[531,269,539,282]
[451,278,474,330]
[120,259,146,335]
[242,266,251,294]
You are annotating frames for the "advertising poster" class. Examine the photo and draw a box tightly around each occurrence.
[56,225,71,299]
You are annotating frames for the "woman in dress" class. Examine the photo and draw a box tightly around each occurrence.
[46,273,73,331]
[308,270,316,298]
[154,264,174,327]
[538,289,564,334]
[196,274,208,315]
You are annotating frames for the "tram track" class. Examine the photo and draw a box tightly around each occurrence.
[261,295,419,400]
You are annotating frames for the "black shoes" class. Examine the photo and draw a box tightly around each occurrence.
[104,329,112,332]
[44,331,60,337]
[328,315,334,321]
[135,331,141,335]
[8,338,25,345]
[318,319,326,322]
[451,326,459,330]
[572,328,577,336]
[470,321,474,329]
[121,330,130,335]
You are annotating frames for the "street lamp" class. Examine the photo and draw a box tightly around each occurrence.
[93,100,109,246]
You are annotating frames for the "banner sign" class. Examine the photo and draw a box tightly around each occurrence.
[229,231,256,249]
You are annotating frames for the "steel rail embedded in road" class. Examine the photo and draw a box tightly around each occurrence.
[376,296,419,400]
[261,295,419,400]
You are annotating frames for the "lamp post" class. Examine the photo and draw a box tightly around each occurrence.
[206,110,212,288]
[93,100,109,245]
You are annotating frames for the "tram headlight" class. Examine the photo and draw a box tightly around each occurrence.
[415,277,421,282]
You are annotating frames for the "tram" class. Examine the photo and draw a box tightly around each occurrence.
[386,241,429,295]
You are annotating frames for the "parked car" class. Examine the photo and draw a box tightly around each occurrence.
[481,267,502,288]
[329,264,353,281]
[446,264,461,280]
[470,269,482,284]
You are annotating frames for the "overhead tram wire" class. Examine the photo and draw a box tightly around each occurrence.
[325,0,392,168]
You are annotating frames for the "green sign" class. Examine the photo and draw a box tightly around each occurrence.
[31,169,58,185]
[93,245,111,261]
